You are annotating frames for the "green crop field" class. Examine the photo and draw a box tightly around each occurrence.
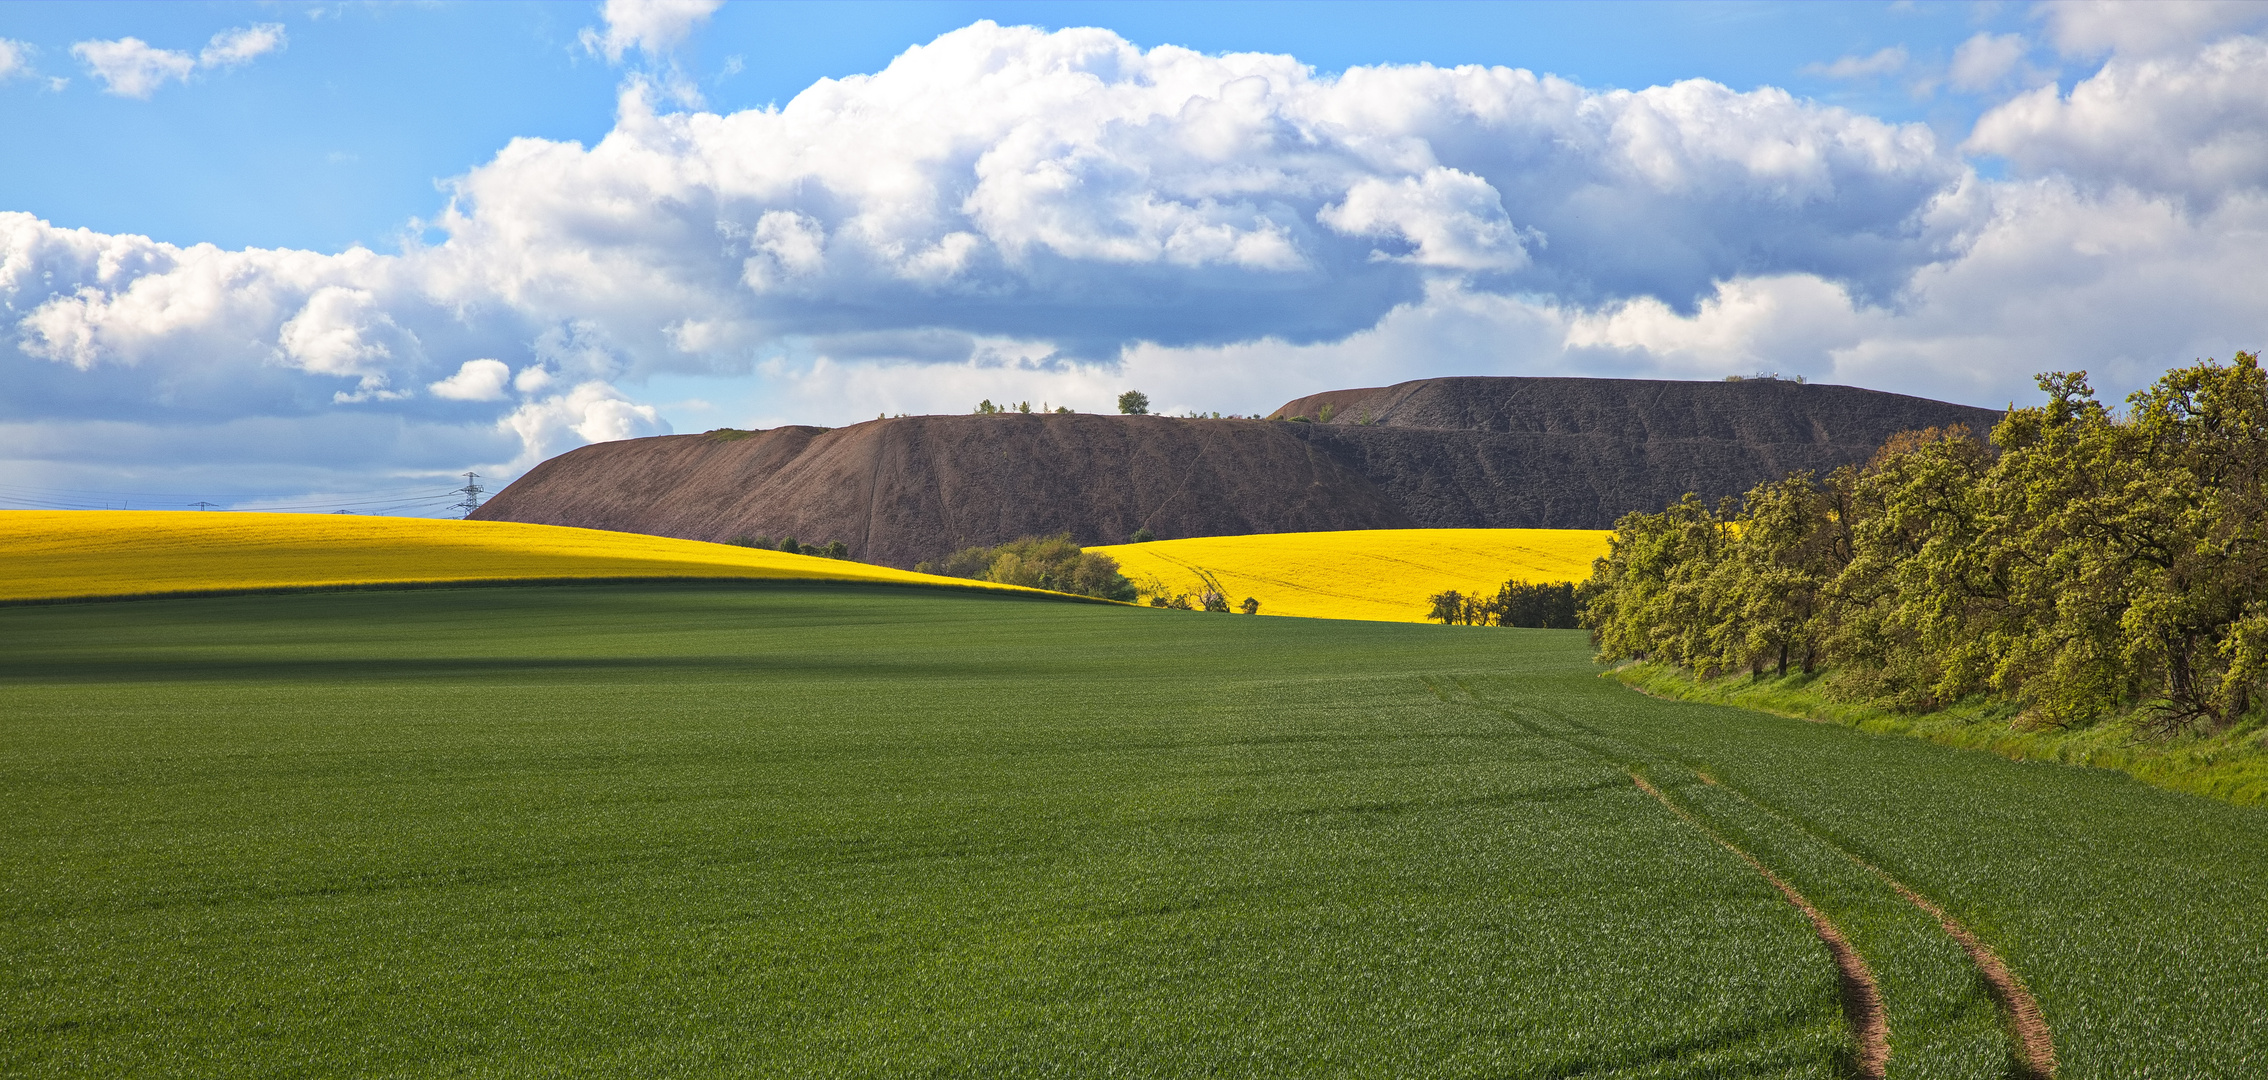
[3,582,2264,1078]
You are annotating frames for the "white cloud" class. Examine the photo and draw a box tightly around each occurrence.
[581,0,723,64]
[498,381,669,468]
[200,24,286,68]
[1319,168,1530,271]
[428,358,513,401]
[1804,46,1909,79]
[1949,33,2035,92]
[72,37,195,98]
[7,21,2268,502]
[1968,35,2268,203]
[70,24,287,98]
[2038,0,2268,57]
[0,39,31,81]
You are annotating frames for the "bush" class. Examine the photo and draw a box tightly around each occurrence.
[1240,597,1260,615]
[915,534,1138,601]
[1129,527,1155,544]
[1497,580,1579,629]
[1118,391,1150,415]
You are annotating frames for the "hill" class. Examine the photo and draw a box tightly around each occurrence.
[472,376,2003,567]
[0,510,1020,603]
[1090,528,1609,623]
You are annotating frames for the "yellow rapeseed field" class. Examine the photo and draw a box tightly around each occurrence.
[0,511,1016,602]
[1089,528,1610,624]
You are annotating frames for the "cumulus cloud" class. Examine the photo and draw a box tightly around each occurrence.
[1319,168,1531,271]
[1804,46,1909,80]
[72,37,195,98]
[1968,35,2268,203]
[199,24,286,68]
[2038,0,2268,58]
[1949,33,2037,92]
[428,359,513,401]
[71,24,287,98]
[498,381,668,469]
[0,39,31,82]
[581,0,723,64]
[6,20,2267,505]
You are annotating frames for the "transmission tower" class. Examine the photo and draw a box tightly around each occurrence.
[450,471,485,518]
[189,501,218,511]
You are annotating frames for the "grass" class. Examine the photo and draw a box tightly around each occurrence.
[0,510,1013,602]
[1609,662,2268,808]
[1089,528,1609,622]
[3,583,2264,1077]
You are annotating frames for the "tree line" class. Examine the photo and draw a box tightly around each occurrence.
[917,534,1140,601]
[1583,354,2268,734]
[730,535,850,560]
[1427,580,1580,628]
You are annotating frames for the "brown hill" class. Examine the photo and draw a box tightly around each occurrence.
[1270,376,2006,531]
[472,413,1413,570]
[473,376,2004,568]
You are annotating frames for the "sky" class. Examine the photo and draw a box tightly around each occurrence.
[4,0,2267,513]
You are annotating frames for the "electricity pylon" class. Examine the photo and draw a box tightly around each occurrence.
[450,472,485,518]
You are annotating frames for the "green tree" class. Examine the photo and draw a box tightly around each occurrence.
[1118,391,1150,415]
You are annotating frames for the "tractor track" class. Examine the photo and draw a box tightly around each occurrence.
[1443,676,2060,1078]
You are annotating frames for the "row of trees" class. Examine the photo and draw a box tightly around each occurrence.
[916,534,1140,601]
[1584,355,2268,733]
[1427,580,1581,628]
[729,535,850,560]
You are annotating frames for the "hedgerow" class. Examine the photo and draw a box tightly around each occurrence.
[1584,352,2268,736]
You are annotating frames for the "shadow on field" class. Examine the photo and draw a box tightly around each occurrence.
[0,654,1023,684]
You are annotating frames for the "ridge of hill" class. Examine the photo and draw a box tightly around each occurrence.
[472,376,2004,568]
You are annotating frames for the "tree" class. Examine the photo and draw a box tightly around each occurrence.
[1427,590,1466,625]
[914,534,1138,601]
[1496,580,1579,629]
[779,537,802,555]
[1118,391,1150,415]
[1129,527,1155,543]
[1240,597,1260,615]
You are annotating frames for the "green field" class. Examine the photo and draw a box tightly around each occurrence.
[3,583,2264,1077]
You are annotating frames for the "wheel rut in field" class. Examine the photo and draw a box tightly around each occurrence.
[1838,846,2058,1079]
[1629,773,1891,1080]
[1606,681,2059,1077]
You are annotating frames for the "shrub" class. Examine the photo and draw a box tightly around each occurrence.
[916,534,1138,601]
[1427,590,1466,625]
[1129,527,1155,544]
[1118,391,1150,415]
[1240,597,1260,615]
[1496,580,1580,629]
[779,537,801,555]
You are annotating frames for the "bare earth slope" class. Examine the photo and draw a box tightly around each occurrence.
[1272,377,2006,529]
[474,414,1412,569]
[475,377,2003,567]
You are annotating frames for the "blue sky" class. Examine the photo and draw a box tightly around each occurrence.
[4,0,2267,511]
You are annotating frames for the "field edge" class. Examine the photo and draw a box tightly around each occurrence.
[1605,662,2268,809]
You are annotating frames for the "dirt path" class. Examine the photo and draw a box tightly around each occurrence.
[1631,773,1891,1080]
[1614,680,2059,1076]
[1847,855,2059,1078]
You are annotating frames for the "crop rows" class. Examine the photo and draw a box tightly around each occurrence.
[3,582,2263,1076]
